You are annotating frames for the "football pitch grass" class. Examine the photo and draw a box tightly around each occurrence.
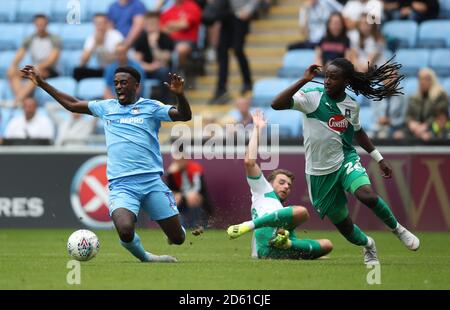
[1,229,449,290]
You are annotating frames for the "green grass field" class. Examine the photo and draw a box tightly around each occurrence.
[0,229,449,290]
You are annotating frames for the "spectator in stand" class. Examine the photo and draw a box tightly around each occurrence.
[406,68,449,141]
[348,13,385,72]
[160,0,202,73]
[395,0,440,23]
[315,12,352,67]
[45,104,96,146]
[73,13,124,81]
[209,0,260,104]
[342,0,383,30]
[4,97,54,142]
[370,71,408,139]
[431,107,450,139]
[7,15,60,106]
[166,153,213,229]
[134,11,175,101]
[382,0,406,21]
[288,0,343,50]
[223,96,253,127]
[103,43,146,99]
[108,0,146,48]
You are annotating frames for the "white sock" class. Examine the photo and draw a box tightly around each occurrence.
[366,237,374,247]
[244,221,255,230]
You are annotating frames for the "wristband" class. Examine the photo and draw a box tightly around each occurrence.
[370,149,383,162]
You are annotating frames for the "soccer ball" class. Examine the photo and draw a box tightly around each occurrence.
[67,229,100,261]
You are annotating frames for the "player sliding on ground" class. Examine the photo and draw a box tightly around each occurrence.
[271,58,420,265]
[227,110,333,260]
[21,65,192,263]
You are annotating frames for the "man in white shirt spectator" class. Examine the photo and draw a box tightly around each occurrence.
[4,97,54,142]
[342,0,383,29]
[73,13,124,81]
[45,104,96,146]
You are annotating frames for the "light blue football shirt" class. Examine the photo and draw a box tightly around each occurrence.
[88,97,174,180]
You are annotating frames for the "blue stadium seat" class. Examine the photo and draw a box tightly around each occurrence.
[77,78,106,100]
[0,0,18,22]
[141,0,174,12]
[87,0,115,19]
[0,79,15,101]
[382,20,418,48]
[58,50,83,76]
[430,49,450,77]
[439,0,450,18]
[263,108,303,137]
[52,0,91,22]
[142,79,160,99]
[16,0,53,22]
[417,20,450,48]
[277,50,315,78]
[0,51,17,78]
[0,24,26,51]
[359,106,375,132]
[402,77,418,97]
[443,78,450,97]
[35,77,77,105]
[0,107,15,136]
[252,78,291,107]
[395,49,430,77]
[60,23,93,50]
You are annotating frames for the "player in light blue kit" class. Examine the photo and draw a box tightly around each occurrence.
[21,64,192,263]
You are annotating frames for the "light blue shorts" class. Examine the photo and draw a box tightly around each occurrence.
[108,173,179,221]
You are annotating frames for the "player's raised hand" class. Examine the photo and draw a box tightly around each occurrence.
[20,65,42,86]
[379,159,392,179]
[303,64,321,81]
[252,109,267,129]
[164,72,185,95]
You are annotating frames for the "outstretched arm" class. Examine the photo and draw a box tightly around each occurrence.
[166,73,192,122]
[20,65,91,114]
[272,64,321,110]
[355,128,392,178]
[244,110,266,178]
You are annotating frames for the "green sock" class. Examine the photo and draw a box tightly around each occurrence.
[290,239,323,259]
[253,207,294,229]
[373,197,398,230]
[343,224,369,246]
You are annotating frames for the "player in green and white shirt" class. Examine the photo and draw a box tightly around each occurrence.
[272,58,420,265]
[227,110,333,260]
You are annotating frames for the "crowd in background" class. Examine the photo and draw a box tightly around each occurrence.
[0,0,449,148]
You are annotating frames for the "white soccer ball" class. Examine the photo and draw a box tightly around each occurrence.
[67,229,100,261]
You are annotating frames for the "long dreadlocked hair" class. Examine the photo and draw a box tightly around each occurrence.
[329,56,405,101]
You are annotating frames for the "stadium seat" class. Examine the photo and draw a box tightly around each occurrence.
[277,50,315,78]
[439,0,450,18]
[263,108,303,137]
[359,106,375,132]
[443,78,450,97]
[0,107,15,136]
[0,51,17,78]
[382,21,418,48]
[395,49,430,77]
[35,77,77,106]
[0,79,15,101]
[0,0,18,22]
[402,77,418,97]
[16,0,53,22]
[58,50,84,76]
[87,0,115,19]
[60,23,93,50]
[141,0,174,12]
[77,78,106,100]
[430,49,450,77]
[0,24,26,51]
[52,0,91,22]
[142,79,160,99]
[417,20,450,48]
[252,78,291,107]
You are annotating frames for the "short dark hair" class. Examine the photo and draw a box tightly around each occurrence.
[145,11,160,18]
[93,13,108,19]
[33,14,48,21]
[115,66,141,83]
[267,169,295,183]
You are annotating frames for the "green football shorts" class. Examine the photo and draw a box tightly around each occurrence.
[305,154,371,224]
